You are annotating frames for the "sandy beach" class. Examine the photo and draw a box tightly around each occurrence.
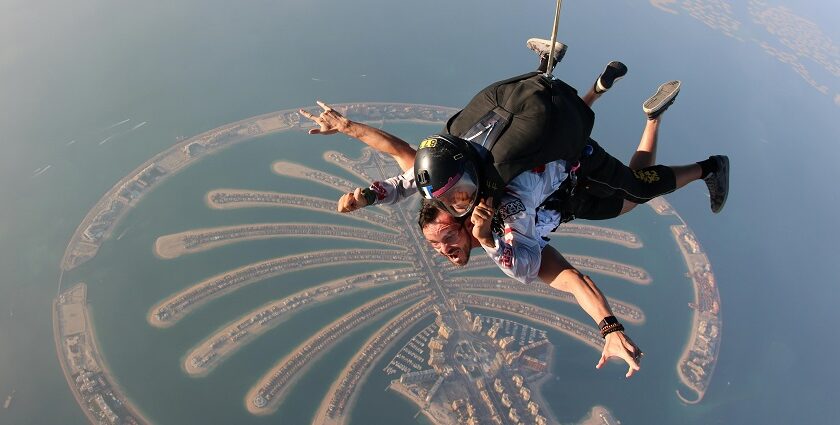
[155,222,403,259]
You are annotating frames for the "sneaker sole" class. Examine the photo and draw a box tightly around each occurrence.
[642,80,681,115]
[597,61,628,91]
[526,38,567,57]
[712,156,729,213]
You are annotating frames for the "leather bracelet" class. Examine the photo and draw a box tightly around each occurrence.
[598,316,624,339]
[598,315,619,330]
[600,323,625,338]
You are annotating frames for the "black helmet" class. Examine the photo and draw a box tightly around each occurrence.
[414,134,482,218]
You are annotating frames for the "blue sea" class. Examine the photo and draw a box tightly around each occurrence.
[1,1,838,424]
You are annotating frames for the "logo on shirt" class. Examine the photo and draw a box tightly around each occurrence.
[503,226,515,245]
[500,245,513,269]
[371,181,388,200]
[496,199,525,221]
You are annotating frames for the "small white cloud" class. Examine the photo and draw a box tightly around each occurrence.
[834,93,840,106]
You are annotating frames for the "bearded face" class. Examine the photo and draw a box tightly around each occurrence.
[421,214,473,266]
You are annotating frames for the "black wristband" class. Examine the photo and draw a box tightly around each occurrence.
[600,323,625,338]
[598,315,619,330]
[361,187,377,206]
[598,316,624,339]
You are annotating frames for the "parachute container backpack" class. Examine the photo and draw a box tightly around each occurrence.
[446,72,596,184]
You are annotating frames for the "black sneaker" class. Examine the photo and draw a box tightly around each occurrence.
[643,80,681,119]
[594,61,628,94]
[527,38,568,72]
[704,155,729,213]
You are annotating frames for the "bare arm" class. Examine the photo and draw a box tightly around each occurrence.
[538,245,643,378]
[299,101,416,172]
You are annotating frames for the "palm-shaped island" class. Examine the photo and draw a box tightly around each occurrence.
[55,104,721,425]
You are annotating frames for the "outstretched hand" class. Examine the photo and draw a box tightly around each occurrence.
[337,187,368,213]
[470,197,495,247]
[597,331,643,378]
[299,101,349,135]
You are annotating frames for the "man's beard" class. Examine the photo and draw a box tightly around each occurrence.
[450,247,471,267]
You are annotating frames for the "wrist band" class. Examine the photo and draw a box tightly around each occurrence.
[361,187,377,206]
[598,315,624,338]
[598,315,619,329]
[600,323,624,338]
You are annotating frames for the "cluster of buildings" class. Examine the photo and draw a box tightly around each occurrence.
[567,255,651,283]
[325,298,436,418]
[673,225,722,400]
[389,307,554,425]
[446,277,645,325]
[81,162,165,244]
[77,163,166,246]
[190,270,430,377]
[180,223,402,250]
[55,283,145,425]
[189,290,325,370]
[154,248,412,324]
[385,324,437,376]
[251,285,431,410]
[274,165,356,192]
[553,224,641,248]
[455,294,603,348]
[115,164,166,203]
[207,191,395,227]
[647,197,676,215]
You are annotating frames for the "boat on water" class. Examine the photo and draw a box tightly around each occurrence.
[3,390,15,409]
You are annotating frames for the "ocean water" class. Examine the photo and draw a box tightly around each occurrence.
[2,0,839,424]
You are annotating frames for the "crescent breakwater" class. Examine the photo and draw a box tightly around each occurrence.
[671,224,721,404]
[648,197,722,403]
[61,103,459,271]
[53,283,151,425]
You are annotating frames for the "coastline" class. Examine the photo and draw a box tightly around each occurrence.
[181,273,415,377]
[244,288,429,415]
[202,190,400,232]
[154,222,403,259]
[551,224,643,249]
[311,305,436,425]
[54,283,153,425]
[147,248,414,328]
[386,380,442,425]
[529,346,563,425]
[454,254,652,286]
[451,277,646,325]
[457,295,604,353]
[670,224,722,404]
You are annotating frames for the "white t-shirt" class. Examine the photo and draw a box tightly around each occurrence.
[368,161,569,283]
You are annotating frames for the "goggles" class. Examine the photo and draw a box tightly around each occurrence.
[427,164,480,218]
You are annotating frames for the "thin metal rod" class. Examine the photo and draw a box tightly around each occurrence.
[544,0,564,77]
